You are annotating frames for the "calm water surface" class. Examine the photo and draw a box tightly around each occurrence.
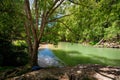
[49,42,120,66]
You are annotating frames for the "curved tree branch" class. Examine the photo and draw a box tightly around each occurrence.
[56,20,80,38]
[47,0,65,18]
[68,0,89,8]
[68,0,81,5]
[47,13,73,23]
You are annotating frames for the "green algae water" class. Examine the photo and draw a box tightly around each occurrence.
[49,42,120,66]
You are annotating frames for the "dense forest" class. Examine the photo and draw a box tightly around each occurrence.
[0,0,120,79]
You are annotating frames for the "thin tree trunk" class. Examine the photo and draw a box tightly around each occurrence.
[31,42,39,66]
[24,0,39,67]
[35,0,39,32]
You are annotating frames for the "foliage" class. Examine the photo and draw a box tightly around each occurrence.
[54,0,120,43]
[0,36,29,66]
[0,0,28,67]
[0,0,25,41]
[0,34,12,66]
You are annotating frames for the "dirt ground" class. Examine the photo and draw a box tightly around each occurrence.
[6,64,120,80]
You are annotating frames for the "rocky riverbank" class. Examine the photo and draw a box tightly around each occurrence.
[39,41,120,49]
[94,42,120,48]
[7,64,120,80]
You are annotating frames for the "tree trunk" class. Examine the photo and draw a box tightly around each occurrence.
[31,42,39,66]
[24,0,39,67]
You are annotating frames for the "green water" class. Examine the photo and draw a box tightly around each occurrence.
[51,42,120,66]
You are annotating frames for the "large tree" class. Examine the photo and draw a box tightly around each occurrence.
[24,0,69,66]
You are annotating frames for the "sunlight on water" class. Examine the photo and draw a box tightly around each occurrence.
[50,42,120,59]
[47,42,120,66]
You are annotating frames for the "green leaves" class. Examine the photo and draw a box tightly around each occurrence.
[0,0,25,40]
[53,0,120,43]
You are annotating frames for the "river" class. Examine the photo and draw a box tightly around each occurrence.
[39,42,120,66]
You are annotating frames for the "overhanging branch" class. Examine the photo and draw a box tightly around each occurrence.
[47,0,64,18]
[47,13,73,23]
[46,0,60,17]
[68,0,81,5]
[68,0,89,8]
[56,20,80,38]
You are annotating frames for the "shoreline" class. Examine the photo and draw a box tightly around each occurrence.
[38,41,120,49]
[94,42,120,49]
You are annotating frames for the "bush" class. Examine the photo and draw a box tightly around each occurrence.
[0,54,3,65]
[0,38,29,66]
[5,43,29,66]
[11,51,29,66]
[0,38,13,66]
